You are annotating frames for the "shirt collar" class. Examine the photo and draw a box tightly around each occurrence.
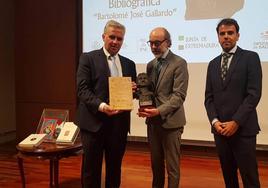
[156,49,169,60]
[103,47,118,59]
[222,45,237,55]
[161,49,169,59]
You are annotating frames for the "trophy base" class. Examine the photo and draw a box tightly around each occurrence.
[138,105,154,112]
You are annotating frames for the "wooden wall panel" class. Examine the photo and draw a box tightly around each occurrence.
[14,0,80,141]
[0,0,16,138]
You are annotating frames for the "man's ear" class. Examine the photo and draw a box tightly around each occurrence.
[167,40,172,47]
[237,33,240,41]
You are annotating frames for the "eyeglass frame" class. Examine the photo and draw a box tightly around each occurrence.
[147,39,167,47]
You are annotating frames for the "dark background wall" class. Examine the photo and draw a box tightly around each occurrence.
[0,0,16,143]
[13,0,81,142]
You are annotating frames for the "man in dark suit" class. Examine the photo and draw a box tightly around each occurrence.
[138,27,189,188]
[76,20,137,188]
[205,18,262,188]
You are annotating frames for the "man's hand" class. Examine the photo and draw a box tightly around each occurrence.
[103,104,119,116]
[132,81,137,93]
[214,120,239,137]
[220,120,239,137]
[137,108,160,118]
[213,121,225,134]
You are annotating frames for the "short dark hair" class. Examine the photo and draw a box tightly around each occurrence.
[216,18,240,33]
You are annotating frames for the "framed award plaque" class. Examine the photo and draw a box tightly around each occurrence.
[109,77,133,110]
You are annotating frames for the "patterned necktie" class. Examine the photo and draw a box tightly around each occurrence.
[221,53,231,81]
[155,58,164,80]
[109,56,119,77]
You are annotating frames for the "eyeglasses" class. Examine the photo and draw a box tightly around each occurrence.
[147,39,167,47]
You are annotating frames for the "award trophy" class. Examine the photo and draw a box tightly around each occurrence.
[136,73,154,112]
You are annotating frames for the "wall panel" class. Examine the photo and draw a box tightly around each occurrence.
[15,0,80,141]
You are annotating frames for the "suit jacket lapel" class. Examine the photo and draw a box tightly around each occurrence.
[99,48,111,77]
[149,59,158,90]
[155,52,172,90]
[119,55,127,76]
[215,57,223,86]
[156,60,169,90]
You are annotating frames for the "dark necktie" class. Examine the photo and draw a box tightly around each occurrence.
[221,53,231,81]
[155,58,164,81]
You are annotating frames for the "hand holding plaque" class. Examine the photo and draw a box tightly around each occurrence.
[136,73,154,112]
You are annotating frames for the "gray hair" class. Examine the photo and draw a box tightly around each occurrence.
[103,20,126,34]
[162,27,171,47]
[151,27,172,47]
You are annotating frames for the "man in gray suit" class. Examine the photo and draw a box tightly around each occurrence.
[138,27,189,188]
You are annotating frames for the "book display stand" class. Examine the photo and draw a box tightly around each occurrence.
[36,109,69,143]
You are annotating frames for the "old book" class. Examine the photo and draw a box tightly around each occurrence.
[109,77,133,110]
[18,134,47,148]
[56,122,79,145]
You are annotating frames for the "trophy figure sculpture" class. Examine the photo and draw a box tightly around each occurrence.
[136,73,154,112]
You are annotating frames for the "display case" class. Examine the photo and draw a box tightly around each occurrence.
[36,109,69,142]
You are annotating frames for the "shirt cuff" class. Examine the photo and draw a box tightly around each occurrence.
[211,118,219,126]
[98,102,107,112]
